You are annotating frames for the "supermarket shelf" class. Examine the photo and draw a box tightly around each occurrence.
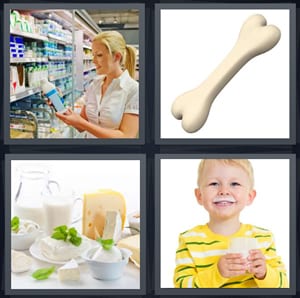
[48,56,72,61]
[61,89,73,96]
[83,56,93,61]
[10,87,41,102]
[10,29,48,41]
[47,33,72,45]
[11,57,48,63]
[49,73,72,81]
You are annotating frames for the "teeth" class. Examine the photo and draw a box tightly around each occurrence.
[213,196,236,203]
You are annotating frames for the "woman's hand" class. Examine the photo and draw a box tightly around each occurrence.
[55,108,86,132]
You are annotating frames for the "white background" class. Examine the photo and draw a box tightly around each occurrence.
[160,9,290,139]
[11,159,140,224]
[160,159,290,288]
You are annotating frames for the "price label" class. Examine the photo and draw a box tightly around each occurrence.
[28,89,33,95]
[10,95,16,102]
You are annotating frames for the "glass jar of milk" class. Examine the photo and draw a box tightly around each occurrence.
[13,164,60,230]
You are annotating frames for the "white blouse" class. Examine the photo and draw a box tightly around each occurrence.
[84,70,139,138]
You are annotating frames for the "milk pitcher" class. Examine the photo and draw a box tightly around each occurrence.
[13,164,60,230]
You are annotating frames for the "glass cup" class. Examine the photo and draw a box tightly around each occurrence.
[228,237,258,258]
[42,189,82,235]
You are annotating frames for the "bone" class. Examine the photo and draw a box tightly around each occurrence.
[171,14,281,133]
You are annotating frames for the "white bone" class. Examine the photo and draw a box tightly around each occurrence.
[171,14,281,133]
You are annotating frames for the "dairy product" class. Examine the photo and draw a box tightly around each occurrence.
[82,189,126,240]
[14,203,45,230]
[117,234,140,266]
[11,250,33,273]
[228,237,258,258]
[102,210,122,242]
[40,78,67,113]
[43,195,73,235]
[58,259,80,281]
[92,246,123,263]
[39,236,86,261]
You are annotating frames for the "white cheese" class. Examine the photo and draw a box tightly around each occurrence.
[11,250,33,273]
[92,246,122,263]
[39,236,86,261]
[102,210,122,242]
[58,259,80,281]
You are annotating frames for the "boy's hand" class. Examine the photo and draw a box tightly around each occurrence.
[218,253,247,278]
[247,249,267,279]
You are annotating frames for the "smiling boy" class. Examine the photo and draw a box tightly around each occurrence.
[174,159,288,288]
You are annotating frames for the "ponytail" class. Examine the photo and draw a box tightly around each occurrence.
[125,45,137,79]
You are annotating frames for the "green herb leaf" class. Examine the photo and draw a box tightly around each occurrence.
[69,235,82,247]
[51,225,82,246]
[32,266,55,280]
[51,231,67,241]
[68,227,77,237]
[11,216,20,232]
[54,225,68,234]
[96,238,114,250]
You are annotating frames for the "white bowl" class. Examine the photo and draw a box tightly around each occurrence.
[11,220,41,250]
[128,211,140,235]
[82,247,132,280]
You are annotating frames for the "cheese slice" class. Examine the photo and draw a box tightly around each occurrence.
[117,234,140,266]
[11,250,33,273]
[82,189,126,240]
[102,210,122,242]
[58,259,80,281]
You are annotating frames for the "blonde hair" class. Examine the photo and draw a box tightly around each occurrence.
[93,30,137,78]
[197,159,254,189]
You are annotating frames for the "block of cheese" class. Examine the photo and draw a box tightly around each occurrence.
[117,234,140,266]
[58,259,80,281]
[39,236,88,261]
[102,210,122,242]
[82,189,126,240]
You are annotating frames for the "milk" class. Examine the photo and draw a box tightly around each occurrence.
[14,202,46,229]
[43,196,73,235]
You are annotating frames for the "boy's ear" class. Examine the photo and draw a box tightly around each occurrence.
[194,188,203,205]
[246,189,256,206]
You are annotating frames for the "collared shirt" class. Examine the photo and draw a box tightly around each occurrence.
[84,70,139,138]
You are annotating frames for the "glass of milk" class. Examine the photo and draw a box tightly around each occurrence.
[228,237,258,258]
[43,189,82,235]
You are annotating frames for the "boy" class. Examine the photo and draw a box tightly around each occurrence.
[174,159,288,288]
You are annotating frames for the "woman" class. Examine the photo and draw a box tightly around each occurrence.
[56,31,139,138]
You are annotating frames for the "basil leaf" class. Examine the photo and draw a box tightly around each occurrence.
[69,235,82,247]
[51,226,82,246]
[97,238,114,250]
[32,266,55,280]
[51,231,67,241]
[11,216,20,232]
[54,225,68,233]
[68,227,77,237]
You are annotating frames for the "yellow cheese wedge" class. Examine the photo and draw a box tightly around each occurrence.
[117,234,140,266]
[82,189,126,240]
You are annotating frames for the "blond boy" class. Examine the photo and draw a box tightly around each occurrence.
[174,159,288,288]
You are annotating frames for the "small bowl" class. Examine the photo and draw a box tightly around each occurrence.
[128,211,140,235]
[11,220,41,250]
[82,247,132,280]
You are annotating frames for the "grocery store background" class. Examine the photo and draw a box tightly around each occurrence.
[8,7,140,139]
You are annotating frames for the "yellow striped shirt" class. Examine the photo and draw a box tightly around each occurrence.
[174,223,288,288]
